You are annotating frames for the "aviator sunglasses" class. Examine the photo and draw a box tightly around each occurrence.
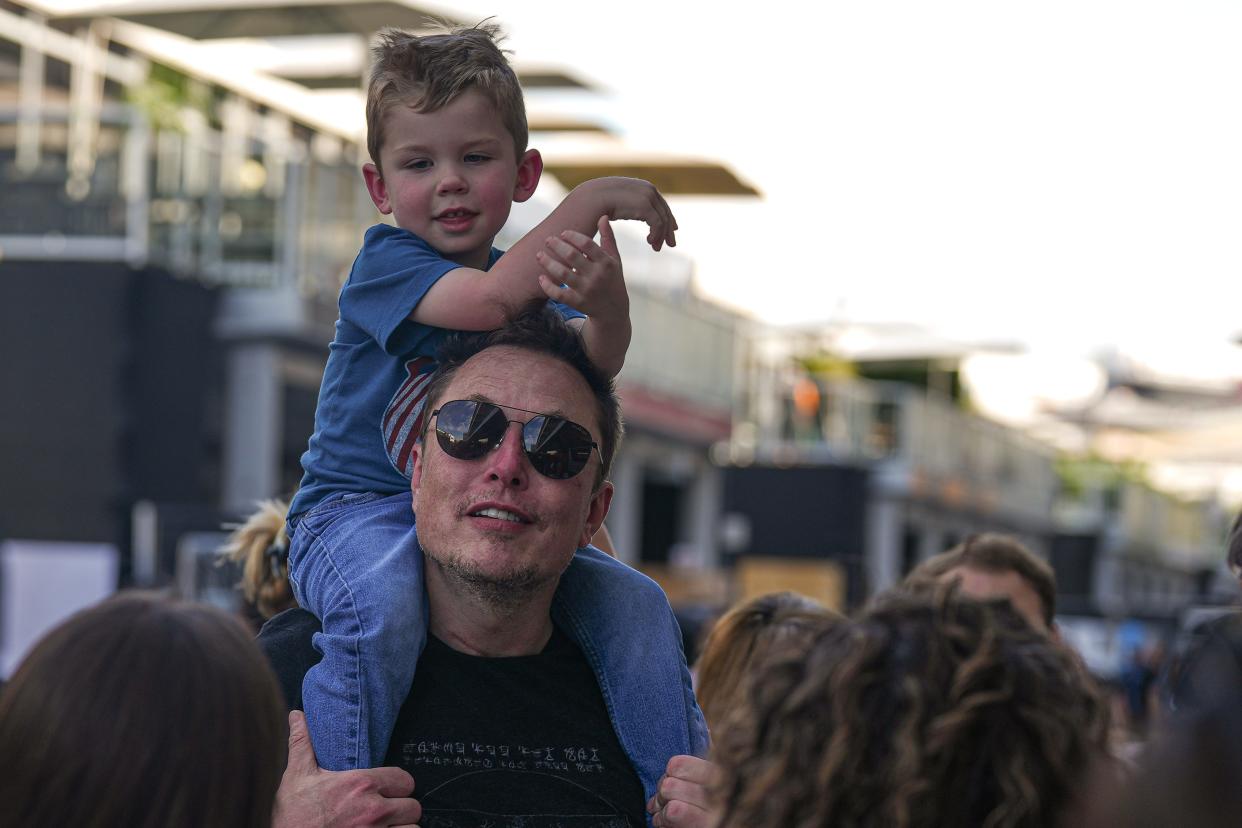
[430,399,600,480]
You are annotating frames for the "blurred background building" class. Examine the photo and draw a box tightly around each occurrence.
[2,0,1239,678]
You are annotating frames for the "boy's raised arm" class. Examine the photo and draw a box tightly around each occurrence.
[410,177,676,332]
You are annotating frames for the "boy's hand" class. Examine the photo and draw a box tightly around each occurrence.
[537,216,628,319]
[581,177,678,251]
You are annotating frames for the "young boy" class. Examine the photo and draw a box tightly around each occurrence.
[286,24,682,770]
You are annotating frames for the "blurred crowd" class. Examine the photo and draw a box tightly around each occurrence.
[2,518,1240,827]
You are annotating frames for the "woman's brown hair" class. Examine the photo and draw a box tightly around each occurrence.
[695,591,840,734]
[713,587,1110,828]
[0,591,287,828]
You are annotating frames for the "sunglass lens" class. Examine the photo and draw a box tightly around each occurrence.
[524,416,594,479]
[436,400,506,460]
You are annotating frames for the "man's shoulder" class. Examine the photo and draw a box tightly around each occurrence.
[257,607,323,710]
[565,545,667,598]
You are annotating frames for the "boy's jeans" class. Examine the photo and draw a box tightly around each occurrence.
[288,491,426,770]
[288,490,709,785]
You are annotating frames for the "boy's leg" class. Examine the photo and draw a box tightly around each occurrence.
[288,492,428,769]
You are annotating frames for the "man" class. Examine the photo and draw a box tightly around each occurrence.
[261,310,708,827]
[904,533,1058,635]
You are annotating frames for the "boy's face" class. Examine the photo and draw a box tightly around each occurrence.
[363,89,541,269]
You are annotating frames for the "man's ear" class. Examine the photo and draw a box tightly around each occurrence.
[363,163,393,214]
[513,149,542,203]
[579,481,614,548]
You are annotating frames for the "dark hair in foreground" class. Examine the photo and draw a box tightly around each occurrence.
[0,592,287,828]
[423,306,623,487]
[695,591,839,734]
[713,587,1110,828]
[907,532,1057,626]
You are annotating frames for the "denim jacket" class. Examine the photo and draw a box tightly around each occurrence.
[552,544,711,806]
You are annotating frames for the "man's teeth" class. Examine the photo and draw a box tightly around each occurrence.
[475,507,524,523]
[440,209,469,218]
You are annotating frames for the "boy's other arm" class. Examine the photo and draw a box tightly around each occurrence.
[410,177,676,332]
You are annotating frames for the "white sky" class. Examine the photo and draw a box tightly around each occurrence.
[462,1,1242,358]
[35,0,1242,359]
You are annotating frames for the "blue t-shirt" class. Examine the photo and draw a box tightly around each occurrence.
[290,224,582,520]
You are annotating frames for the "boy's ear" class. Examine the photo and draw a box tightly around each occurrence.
[362,163,393,214]
[513,149,542,203]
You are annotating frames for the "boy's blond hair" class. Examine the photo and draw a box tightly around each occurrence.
[366,22,528,172]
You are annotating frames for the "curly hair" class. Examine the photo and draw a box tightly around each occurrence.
[695,592,840,734]
[713,587,1110,828]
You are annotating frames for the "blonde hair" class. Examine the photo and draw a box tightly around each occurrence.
[695,591,839,734]
[220,499,296,619]
[366,22,527,171]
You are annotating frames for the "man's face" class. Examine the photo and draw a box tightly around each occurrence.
[362,89,541,270]
[410,346,612,602]
[944,565,1049,633]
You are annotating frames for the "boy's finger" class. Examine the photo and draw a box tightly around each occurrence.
[539,274,577,304]
[536,254,580,287]
[598,216,619,257]
[549,234,598,264]
[557,229,595,252]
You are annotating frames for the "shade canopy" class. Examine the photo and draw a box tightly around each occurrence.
[542,159,760,197]
[51,0,462,39]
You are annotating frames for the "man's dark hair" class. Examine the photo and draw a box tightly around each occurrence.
[905,533,1057,627]
[422,307,622,488]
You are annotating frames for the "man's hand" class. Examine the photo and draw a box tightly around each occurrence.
[577,177,677,251]
[647,755,716,828]
[273,711,423,828]
[537,216,628,319]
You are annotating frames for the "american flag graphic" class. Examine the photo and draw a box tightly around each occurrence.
[382,356,437,478]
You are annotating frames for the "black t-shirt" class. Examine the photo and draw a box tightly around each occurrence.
[258,609,646,828]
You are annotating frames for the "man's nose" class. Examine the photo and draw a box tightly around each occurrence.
[483,422,529,488]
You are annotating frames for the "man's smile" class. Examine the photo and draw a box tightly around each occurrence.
[466,501,534,527]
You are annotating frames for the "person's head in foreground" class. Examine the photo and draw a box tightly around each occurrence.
[906,532,1057,634]
[0,591,286,828]
[695,591,840,734]
[712,586,1109,828]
